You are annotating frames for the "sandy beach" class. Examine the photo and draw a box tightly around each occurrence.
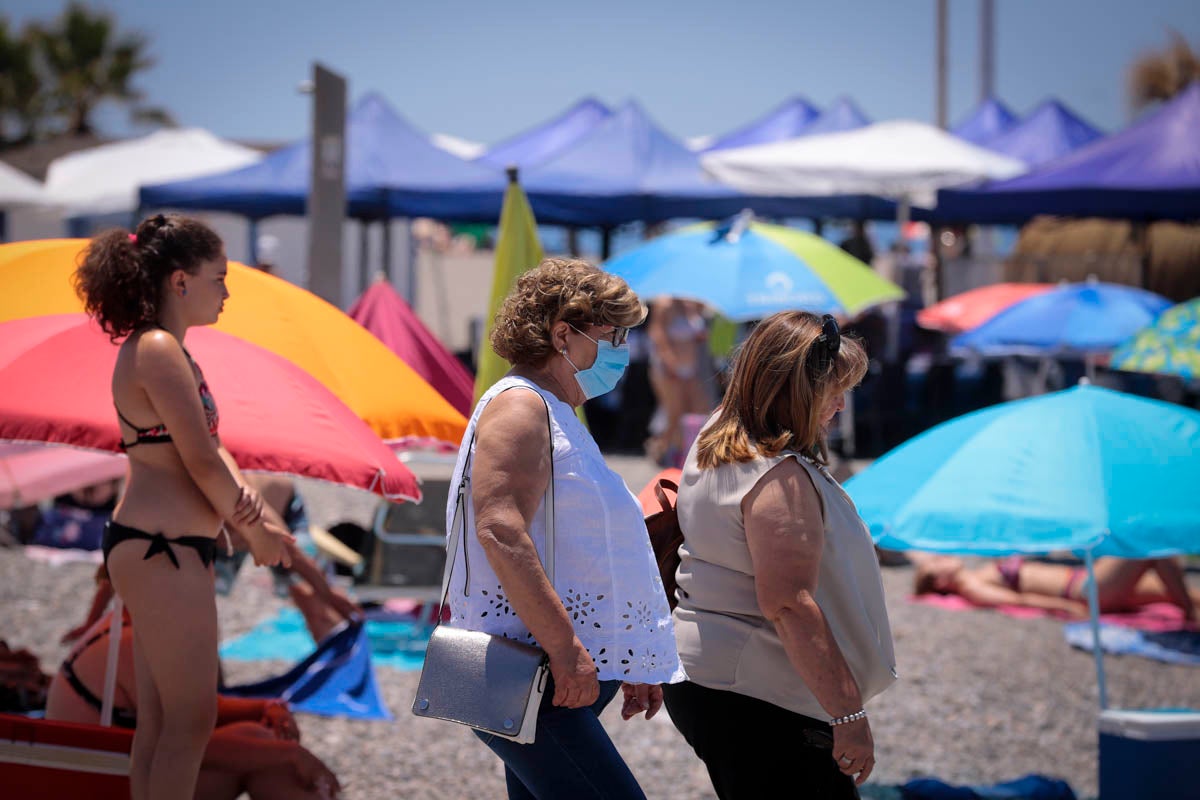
[3,454,1197,799]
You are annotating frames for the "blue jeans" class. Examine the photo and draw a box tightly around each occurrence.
[474,678,647,800]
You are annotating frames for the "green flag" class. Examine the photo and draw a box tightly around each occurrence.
[474,173,544,404]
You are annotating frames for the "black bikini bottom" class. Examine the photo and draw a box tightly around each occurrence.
[102,521,217,570]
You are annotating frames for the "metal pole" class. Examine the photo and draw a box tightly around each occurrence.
[305,62,347,307]
[980,0,995,102]
[100,596,123,727]
[247,219,259,266]
[359,220,371,289]
[936,0,949,128]
[1083,547,1109,710]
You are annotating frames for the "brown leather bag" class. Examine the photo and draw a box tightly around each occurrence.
[644,478,685,610]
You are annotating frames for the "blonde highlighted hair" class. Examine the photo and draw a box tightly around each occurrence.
[490,257,645,367]
[695,311,868,469]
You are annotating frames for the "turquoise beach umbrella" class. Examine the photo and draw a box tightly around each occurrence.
[845,384,1200,558]
[844,384,1200,709]
[1110,297,1200,381]
[602,213,904,321]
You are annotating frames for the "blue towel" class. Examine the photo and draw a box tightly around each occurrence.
[223,620,393,721]
[220,607,430,670]
[1064,623,1200,666]
[901,775,1076,800]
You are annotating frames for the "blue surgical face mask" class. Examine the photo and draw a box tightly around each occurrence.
[563,325,630,399]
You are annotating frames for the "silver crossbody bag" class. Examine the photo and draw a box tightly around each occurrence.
[411,390,555,745]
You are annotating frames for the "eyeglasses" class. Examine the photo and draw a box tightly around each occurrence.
[809,314,841,374]
[571,323,629,347]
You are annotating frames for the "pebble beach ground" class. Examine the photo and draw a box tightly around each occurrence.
[3,454,1197,799]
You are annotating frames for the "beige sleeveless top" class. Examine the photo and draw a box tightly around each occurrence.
[672,434,897,720]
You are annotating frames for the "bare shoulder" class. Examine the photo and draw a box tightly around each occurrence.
[477,387,550,439]
[127,328,187,371]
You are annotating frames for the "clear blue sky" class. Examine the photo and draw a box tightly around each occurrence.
[5,0,1199,145]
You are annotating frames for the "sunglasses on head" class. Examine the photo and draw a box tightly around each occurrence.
[809,314,841,374]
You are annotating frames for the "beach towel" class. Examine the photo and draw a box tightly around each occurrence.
[910,594,1191,632]
[222,620,393,720]
[1064,622,1200,666]
[220,607,430,670]
[900,774,1076,800]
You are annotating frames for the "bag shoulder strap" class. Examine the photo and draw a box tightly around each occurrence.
[438,386,556,618]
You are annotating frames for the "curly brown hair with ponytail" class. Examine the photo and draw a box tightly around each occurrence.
[73,214,223,340]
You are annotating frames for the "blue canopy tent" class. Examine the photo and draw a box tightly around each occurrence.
[701,95,821,152]
[981,99,1103,167]
[475,97,613,170]
[935,82,1200,223]
[139,93,506,222]
[800,95,871,136]
[951,97,1019,145]
[844,384,1200,708]
[519,99,748,229]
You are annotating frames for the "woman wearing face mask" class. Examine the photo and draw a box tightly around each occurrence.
[445,258,684,800]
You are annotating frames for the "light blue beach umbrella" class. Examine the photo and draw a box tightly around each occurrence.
[951,281,1171,354]
[845,384,1200,707]
[602,212,904,321]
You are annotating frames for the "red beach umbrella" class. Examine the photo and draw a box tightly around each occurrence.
[0,314,420,502]
[916,282,1055,334]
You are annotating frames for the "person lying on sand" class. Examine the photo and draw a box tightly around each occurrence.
[912,554,1198,620]
[46,609,341,800]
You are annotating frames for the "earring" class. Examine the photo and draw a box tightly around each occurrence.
[181,286,188,297]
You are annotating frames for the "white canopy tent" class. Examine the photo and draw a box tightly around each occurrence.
[44,128,263,217]
[702,120,1026,208]
[0,160,50,208]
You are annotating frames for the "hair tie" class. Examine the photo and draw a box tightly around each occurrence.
[128,233,137,243]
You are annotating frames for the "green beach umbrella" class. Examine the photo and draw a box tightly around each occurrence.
[603,212,904,321]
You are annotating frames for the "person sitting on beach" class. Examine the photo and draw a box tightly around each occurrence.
[215,474,361,644]
[912,554,1199,620]
[46,608,341,800]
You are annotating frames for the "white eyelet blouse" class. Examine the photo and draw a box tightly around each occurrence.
[446,375,685,685]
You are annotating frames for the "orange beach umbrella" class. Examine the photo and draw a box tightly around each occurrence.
[0,239,466,445]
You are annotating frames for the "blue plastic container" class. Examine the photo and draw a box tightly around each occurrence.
[1098,709,1200,800]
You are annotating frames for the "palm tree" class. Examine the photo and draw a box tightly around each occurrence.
[0,20,50,146]
[1128,31,1200,111]
[35,3,161,136]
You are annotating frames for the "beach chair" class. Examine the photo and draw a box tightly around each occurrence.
[0,713,132,799]
[351,450,457,621]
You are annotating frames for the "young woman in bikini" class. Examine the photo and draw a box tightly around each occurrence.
[913,554,1198,620]
[75,214,294,800]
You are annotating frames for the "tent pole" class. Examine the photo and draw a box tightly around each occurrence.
[567,227,580,257]
[247,219,259,267]
[601,227,613,261]
[359,220,371,289]
[382,220,393,286]
[100,595,123,727]
[1084,548,1108,710]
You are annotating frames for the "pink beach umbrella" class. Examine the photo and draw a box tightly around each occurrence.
[0,443,127,509]
[0,314,420,502]
[349,279,475,416]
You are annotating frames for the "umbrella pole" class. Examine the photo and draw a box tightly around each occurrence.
[100,595,124,727]
[1083,548,1108,710]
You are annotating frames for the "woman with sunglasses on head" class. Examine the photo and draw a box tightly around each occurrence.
[445,258,684,799]
[74,214,294,800]
[663,311,897,800]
